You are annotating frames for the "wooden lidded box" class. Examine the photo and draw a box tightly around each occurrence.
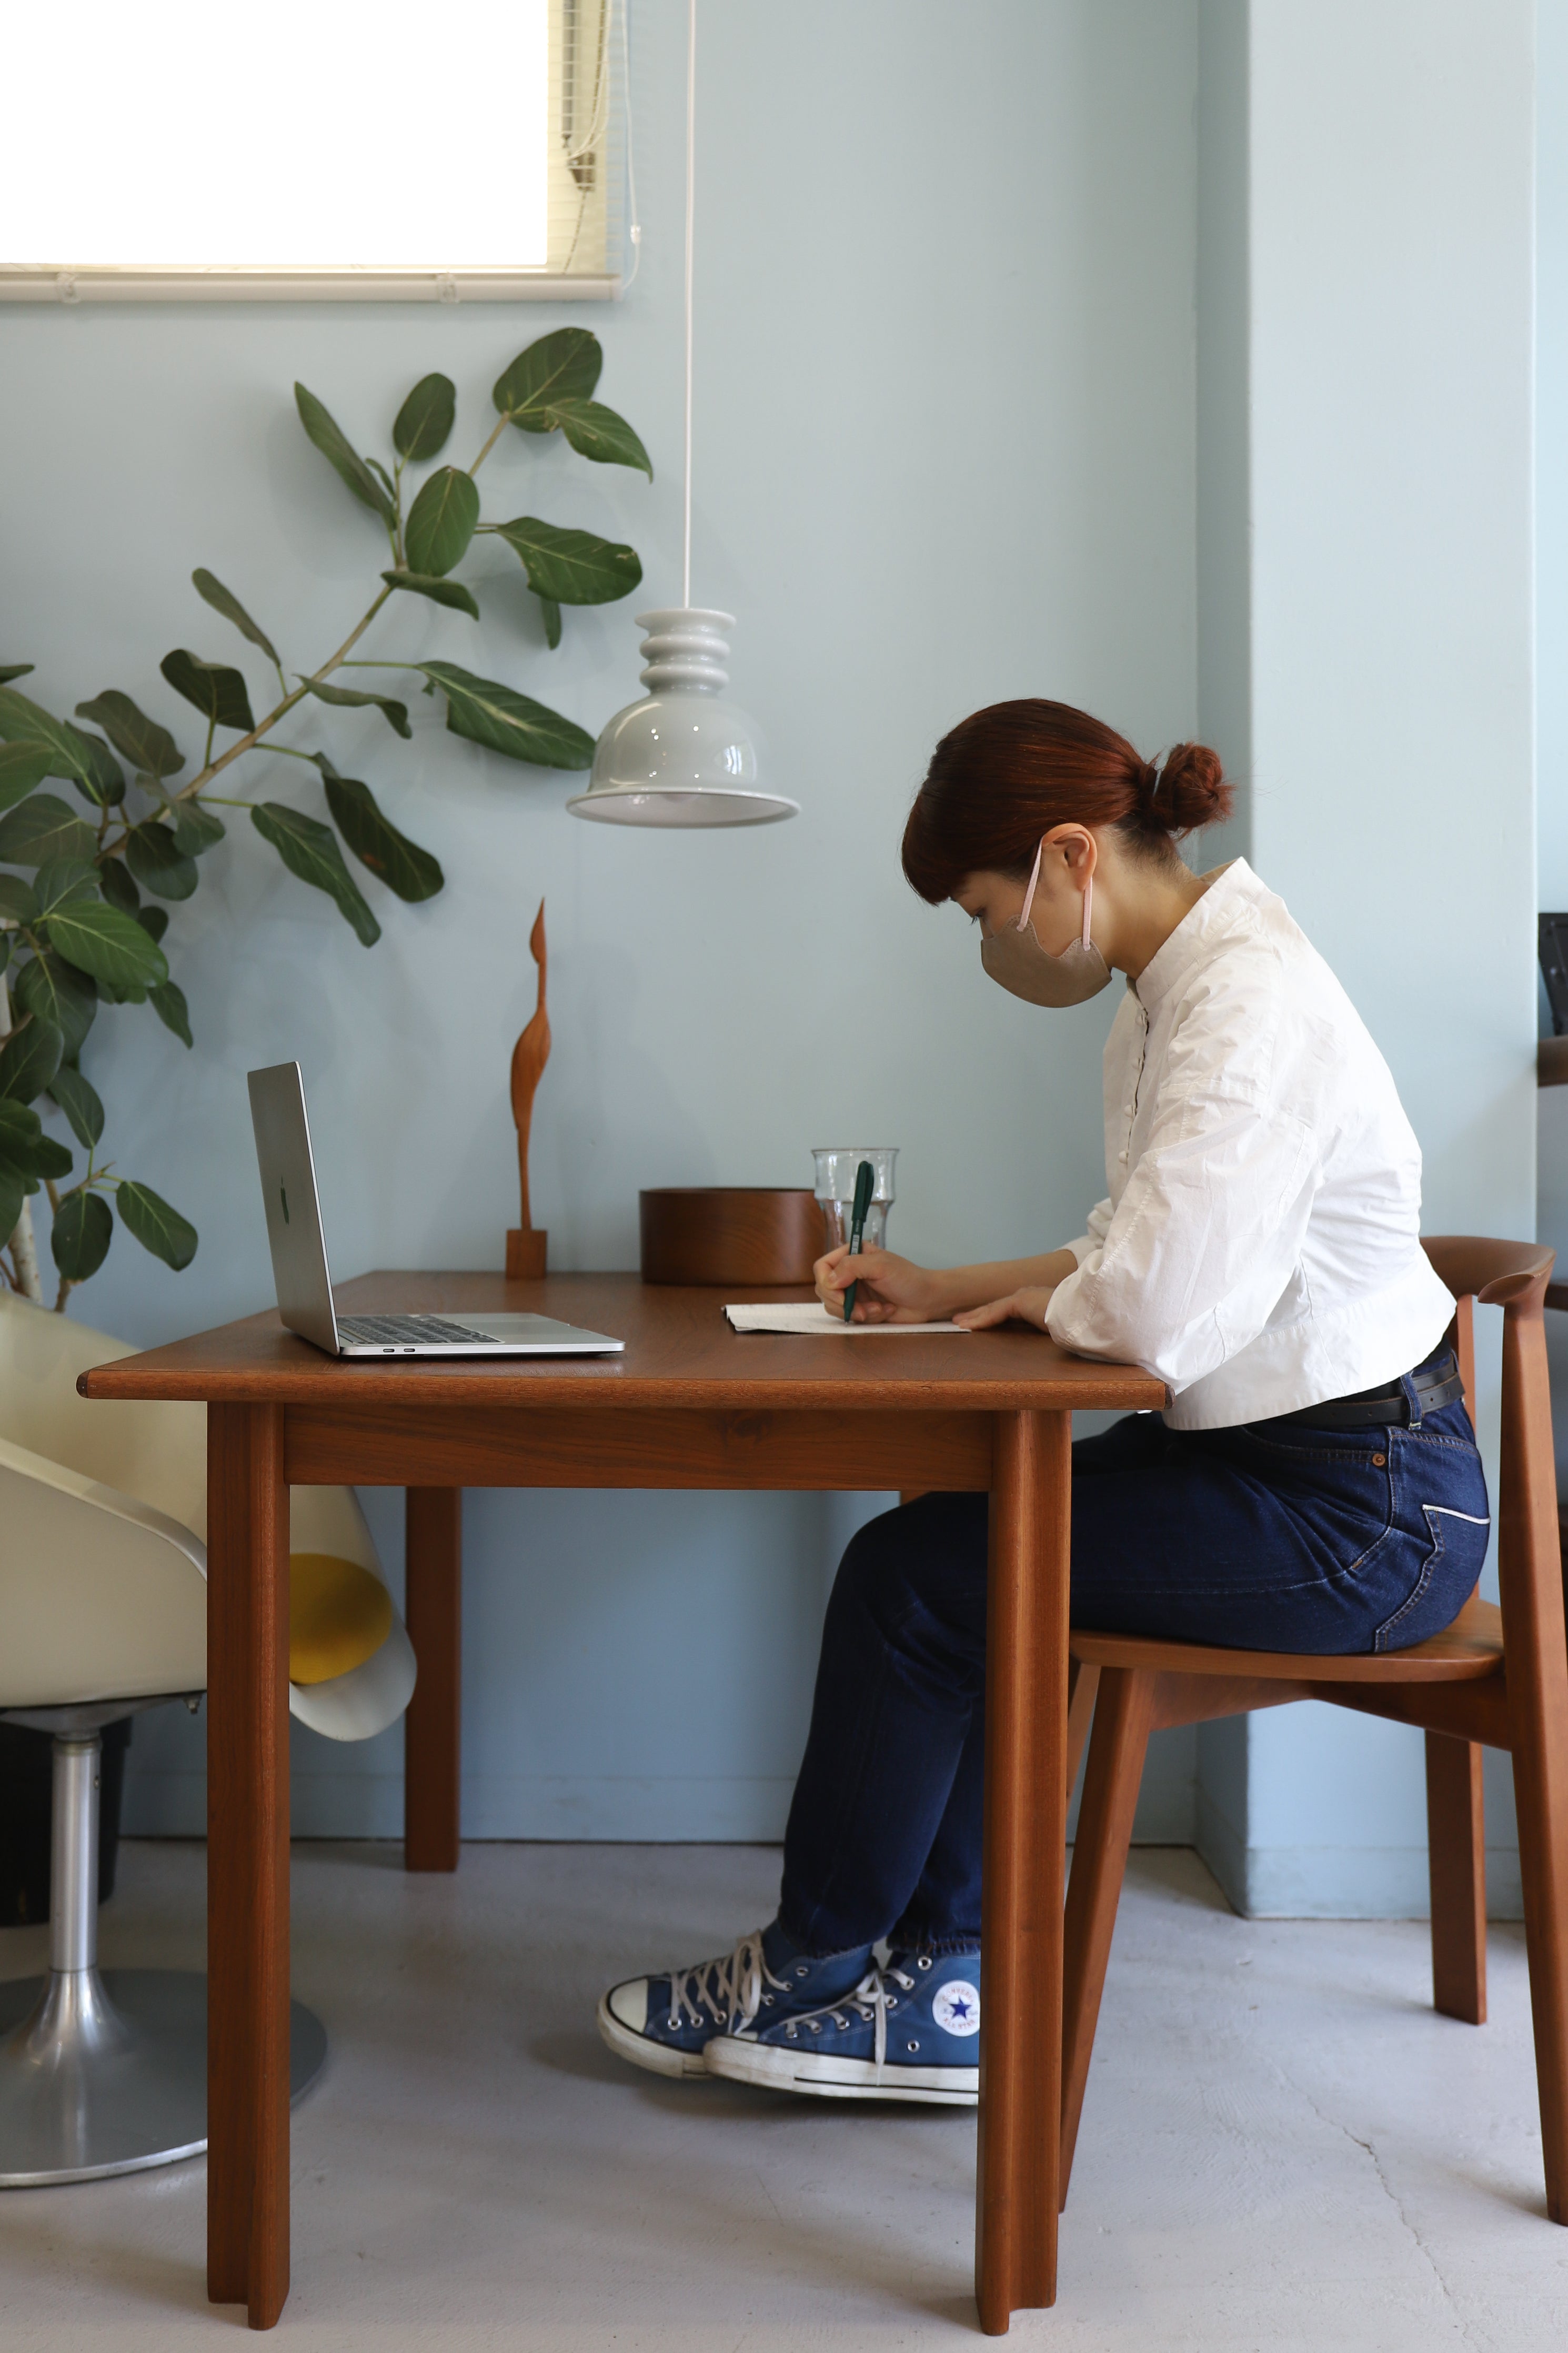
[639,1189,826,1285]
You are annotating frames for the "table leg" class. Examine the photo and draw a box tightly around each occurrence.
[206,1402,292,2329]
[404,1489,463,1872]
[976,1408,1071,2333]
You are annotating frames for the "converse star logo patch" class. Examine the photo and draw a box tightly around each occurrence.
[933,1980,981,2036]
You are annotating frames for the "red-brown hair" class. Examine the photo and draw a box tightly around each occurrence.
[901,699,1232,904]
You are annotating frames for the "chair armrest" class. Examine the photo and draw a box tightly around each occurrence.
[0,1438,207,1709]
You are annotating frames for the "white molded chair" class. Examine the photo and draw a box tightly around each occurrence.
[0,1290,416,2184]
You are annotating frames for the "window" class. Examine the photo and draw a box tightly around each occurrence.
[0,0,620,302]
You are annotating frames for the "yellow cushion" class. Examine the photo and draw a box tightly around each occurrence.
[288,1553,394,1686]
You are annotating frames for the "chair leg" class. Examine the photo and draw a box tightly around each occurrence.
[1066,1659,1100,1810]
[1425,1731,1486,2024]
[1059,1666,1155,2208]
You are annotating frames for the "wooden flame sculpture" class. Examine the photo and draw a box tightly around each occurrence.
[505,899,550,1280]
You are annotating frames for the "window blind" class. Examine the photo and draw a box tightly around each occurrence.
[0,0,620,301]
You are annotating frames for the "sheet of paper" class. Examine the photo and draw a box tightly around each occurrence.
[725,1303,970,1335]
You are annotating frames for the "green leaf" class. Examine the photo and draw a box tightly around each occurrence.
[544,397,654,478]
[0,685,98,788]
[0,793,97,868]
[0,1017,63,1103]
[75,691,185,780]
[125,820,199,901]
[417,662,595,770]
[310,756,444,903]
[33,858,99,915]
[394,373,457,460]
[249,802,381,946]
[0,741,55,814]
[97,856,139,914]
[380,571,480,619]
[159,650,255,733]
[539,595,562,649]
[51,1189,113,1281]
[135,904,169,946]
[301,678,411,739]
[488,516,643,606]
[116,1180,197,1271]
[13,951,96,1059]
[169,800,226,856]
[0,873,38,923]
[294,384,396,523]
[51,1188,112,1278]
[44,901,168,994]
[149,979,194,1048]
[0,936,8,978]
[0,665,34,685]
[492,328,601,427]
[405,466,480,578]
[367,456,397,505]
[47,1063,104,1149]
[0,1097,71,1182]
[0,1163,25,1243]
[6,1124,72,1182]
[192,569,280,666]
[72,732,126,808]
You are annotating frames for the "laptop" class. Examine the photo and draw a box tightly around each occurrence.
[247,1062,625,1359]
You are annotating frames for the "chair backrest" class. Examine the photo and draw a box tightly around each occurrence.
[0,1291,206,1535]
[1421,1236,1565,1692]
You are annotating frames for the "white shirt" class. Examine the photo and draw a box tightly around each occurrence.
[1046,859,1455,1431]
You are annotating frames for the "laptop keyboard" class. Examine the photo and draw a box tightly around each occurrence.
[337,1314,497,1348]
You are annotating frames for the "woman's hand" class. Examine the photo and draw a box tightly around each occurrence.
[953,1286,1057,1333]
[815,1245,943,1323]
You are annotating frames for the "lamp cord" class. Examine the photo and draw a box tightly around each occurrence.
[682,0,696,609]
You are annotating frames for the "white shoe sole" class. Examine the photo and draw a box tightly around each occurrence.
[596,1991,712,2081]
[706,2035,978,2105]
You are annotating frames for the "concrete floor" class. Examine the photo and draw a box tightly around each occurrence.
[1,1841,1565,2350]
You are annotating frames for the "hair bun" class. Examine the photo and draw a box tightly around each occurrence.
[1148,740,1231,835]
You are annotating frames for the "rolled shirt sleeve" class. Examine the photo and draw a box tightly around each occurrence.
[1062,1196,1114,1269]
[1048,1084,1319,1394]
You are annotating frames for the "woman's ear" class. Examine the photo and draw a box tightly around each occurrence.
[1045,824,1097,883]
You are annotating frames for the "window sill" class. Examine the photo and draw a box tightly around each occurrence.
[0,268,620,305]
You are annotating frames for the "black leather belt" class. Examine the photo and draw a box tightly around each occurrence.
[1261,1350,1464,1431]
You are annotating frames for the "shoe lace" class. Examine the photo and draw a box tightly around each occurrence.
[666,1930,791,2033]
[825,1962,917,2082]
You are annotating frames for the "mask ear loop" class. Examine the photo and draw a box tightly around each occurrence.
[1018,839,1095,949]
[1015,839,1045,932]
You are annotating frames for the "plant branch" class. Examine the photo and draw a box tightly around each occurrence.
[469,415,511,477]
[98,584,396,857]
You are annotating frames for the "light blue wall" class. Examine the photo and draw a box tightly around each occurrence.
[1192,0,1537,1917]
[0,2,1204,1842]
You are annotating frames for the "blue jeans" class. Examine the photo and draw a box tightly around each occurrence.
[777,1362,1489,1958]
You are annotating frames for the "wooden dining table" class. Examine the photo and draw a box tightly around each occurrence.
[79,1270,1165,2334]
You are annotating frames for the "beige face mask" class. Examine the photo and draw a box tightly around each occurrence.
[980,838,1112,1007]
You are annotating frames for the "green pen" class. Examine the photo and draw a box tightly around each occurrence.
[842,1159,876,1323]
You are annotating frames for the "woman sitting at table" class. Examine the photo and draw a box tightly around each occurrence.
[598,697,1487,2107]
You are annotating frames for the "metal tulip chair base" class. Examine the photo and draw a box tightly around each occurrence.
[0,1704,325,2188]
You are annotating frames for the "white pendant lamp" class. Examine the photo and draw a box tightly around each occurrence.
[568,0,797,829]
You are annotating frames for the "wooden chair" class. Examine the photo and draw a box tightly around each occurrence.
[1059,1236,1568,2223]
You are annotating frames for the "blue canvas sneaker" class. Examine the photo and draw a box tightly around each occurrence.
[597,1920,874,2081]
[705,1948,981,2104]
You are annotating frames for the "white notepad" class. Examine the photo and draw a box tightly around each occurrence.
[725,1303,970,1335]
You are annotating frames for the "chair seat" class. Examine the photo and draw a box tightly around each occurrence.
[1070,1592,1503,1683]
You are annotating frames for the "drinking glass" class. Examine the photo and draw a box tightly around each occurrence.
[811,1148,899,1253]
